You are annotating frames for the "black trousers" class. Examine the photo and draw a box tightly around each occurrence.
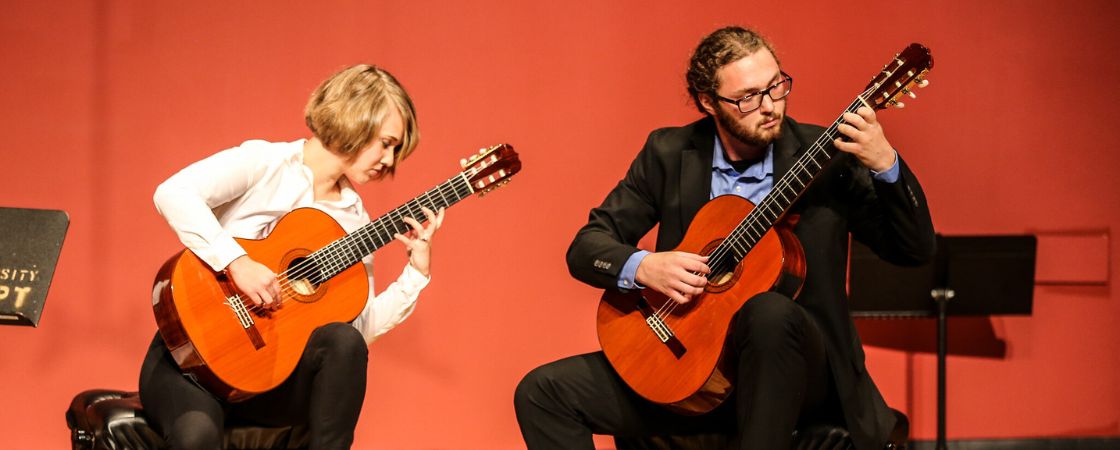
[514,292,839,449]
[139,322,368,450]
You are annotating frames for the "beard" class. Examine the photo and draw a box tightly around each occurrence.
[714,105,783,149]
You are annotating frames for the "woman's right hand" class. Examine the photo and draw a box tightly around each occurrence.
[225,255,281,309]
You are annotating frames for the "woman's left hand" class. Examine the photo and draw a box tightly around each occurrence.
[394,206,445,277]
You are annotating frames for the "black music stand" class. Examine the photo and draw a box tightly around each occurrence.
[0,207,69,327]
[849,234,1037,450]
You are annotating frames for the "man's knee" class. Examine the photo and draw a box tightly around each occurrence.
[514,365,549,411]
[733,292,802,349]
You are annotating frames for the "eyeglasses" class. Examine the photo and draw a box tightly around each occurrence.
[712,73,793,114]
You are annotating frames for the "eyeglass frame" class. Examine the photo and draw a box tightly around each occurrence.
[711,72,794,114]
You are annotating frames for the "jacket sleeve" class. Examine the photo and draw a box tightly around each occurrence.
[566,135,665,290]
[845,153,937,266]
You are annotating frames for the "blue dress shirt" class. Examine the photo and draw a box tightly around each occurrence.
[616,135,900,290]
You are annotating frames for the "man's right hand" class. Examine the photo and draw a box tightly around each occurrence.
[225,255,281,309]
[635,251,710,305]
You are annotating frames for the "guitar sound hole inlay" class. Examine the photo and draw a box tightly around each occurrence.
[290,279,316,296]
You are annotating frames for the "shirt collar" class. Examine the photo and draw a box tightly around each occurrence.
[712,135,774,179]
[292,138,362,209]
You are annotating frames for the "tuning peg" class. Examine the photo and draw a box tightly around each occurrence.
[916,78,930,88]
[460,158,469,168]
[903,89,917,99]
[890,100,906,109]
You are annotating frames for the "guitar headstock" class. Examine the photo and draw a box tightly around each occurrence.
[864,43,933,110]
[461,143,521,196]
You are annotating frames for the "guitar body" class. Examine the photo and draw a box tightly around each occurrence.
[153,208,369,401]
[596,195,806,414]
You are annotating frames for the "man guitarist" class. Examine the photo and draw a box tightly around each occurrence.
[514,26,935,449]
[139,64,445,449]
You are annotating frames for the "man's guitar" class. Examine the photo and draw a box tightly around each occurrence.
[153,144,520,401]
[596,44,934,414]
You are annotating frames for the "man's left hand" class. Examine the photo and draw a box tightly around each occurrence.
[834,106,896,172]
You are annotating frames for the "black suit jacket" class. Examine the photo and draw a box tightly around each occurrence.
[566,116,936,450]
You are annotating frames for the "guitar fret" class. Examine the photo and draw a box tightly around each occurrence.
[314,174,483,279]
[306,146,519,281]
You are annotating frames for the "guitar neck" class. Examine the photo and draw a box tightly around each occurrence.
[312,173,474,279]
[718,95,869,266]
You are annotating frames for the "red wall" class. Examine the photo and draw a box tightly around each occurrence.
[2,1,1118,447]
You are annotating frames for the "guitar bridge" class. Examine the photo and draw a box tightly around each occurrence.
[221,289,265,350]
[636,295,687,358]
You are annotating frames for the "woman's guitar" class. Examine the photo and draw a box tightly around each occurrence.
[596,44,934,414]
[153,144,520,401]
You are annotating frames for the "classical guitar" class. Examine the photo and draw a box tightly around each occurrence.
[153,144,520,401]
[596,44,934,414]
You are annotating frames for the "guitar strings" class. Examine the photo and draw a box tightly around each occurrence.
[652,91,873,322]
[234,173,473,314]
[246,177,468,312]
[241,180,466,314]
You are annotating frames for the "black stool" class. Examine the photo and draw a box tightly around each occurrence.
[66,389,309,450]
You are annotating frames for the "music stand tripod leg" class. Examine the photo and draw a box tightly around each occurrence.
[931,288,954,450]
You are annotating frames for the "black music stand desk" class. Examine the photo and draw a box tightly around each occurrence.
[0,207,69,327]
[849,234,1037,450]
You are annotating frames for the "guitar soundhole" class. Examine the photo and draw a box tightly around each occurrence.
[711,271,734,286]
[700,239,740,293]
[286,256,324,298]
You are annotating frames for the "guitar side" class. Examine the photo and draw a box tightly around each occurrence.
[596,195,806,414]
[153,208,370,401]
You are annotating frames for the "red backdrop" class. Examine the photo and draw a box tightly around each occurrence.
[2,1,1118,448]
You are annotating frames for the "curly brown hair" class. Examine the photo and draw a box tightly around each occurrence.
[686,26,779,115]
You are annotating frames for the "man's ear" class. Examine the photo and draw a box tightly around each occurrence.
[698,93,718,116]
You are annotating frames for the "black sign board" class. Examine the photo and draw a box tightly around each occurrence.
[0,207,69,326]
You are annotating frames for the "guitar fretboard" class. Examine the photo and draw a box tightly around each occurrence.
[311,173,474,280]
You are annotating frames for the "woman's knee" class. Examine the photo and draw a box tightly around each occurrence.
[311,322,368,361]
[167,411,223,450]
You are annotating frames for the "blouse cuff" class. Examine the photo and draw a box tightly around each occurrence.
[399,263,432,295]
[205,232,248,272]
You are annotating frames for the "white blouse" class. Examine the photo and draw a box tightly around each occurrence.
[153,139,428,344]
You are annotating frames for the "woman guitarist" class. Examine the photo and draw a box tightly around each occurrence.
[139,64,444,449]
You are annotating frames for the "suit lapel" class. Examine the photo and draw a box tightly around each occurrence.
[680,118,715,230]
